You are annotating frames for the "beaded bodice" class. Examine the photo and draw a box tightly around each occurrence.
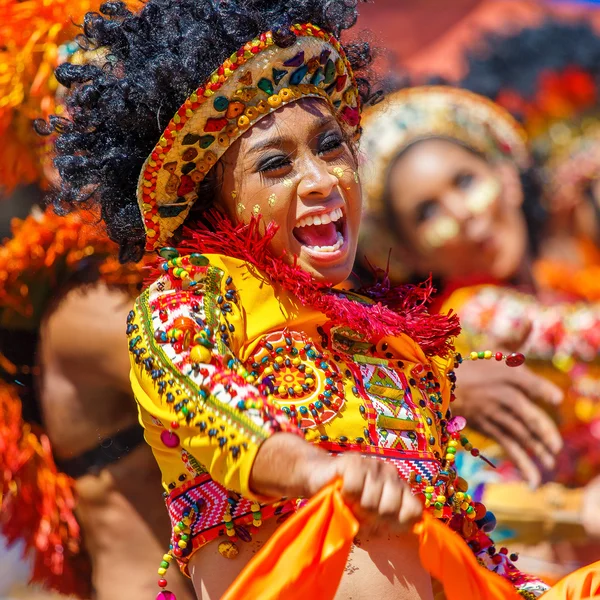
[127,252,549,598]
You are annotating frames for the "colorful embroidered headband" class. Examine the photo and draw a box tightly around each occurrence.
[137,23,360,251]
[359,86,529,216]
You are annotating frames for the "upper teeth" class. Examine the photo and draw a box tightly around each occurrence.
[296,207,343,228]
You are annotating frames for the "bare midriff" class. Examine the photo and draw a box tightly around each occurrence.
[189,516,434,600]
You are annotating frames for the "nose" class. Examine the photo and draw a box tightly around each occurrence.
[443,190,472,225]
[296,156,338,201]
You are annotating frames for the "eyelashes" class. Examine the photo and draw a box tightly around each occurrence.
[255,131,346,175]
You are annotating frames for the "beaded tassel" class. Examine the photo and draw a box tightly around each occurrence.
[156,507,197,600]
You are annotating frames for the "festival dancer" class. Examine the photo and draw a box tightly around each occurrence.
[39,0,556,598]
[359,84,600,581]
[0,1,193,597]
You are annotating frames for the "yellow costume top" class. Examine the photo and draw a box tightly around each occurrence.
[127,241,548,598]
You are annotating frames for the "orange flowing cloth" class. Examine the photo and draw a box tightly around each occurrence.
[223,481,600,600]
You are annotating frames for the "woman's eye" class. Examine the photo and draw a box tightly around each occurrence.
[318,133,344,156]
[415,199,439,224]
[257,155,292,174]
[455,172,474,190]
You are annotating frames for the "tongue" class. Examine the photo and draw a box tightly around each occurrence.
[294,222,338,247]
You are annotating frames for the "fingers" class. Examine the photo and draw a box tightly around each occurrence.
[510,365,564,407]
[338,455,422,532]
[478,419,542,488]
[504,387,563,455]
[490,405,556,471]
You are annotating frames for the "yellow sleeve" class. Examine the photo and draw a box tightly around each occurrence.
[126,254,298,499]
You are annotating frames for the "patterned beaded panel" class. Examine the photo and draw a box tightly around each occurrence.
[246,330,345,429]
[356,359,426,452]
[165,473,296,570]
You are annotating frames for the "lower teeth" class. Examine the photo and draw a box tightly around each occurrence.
[307,231,344,252]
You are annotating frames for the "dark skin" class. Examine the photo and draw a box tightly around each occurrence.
[384,138,563,488]
[38,281,194,600]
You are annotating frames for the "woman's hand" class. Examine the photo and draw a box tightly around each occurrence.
[306,452,423,533]
[452,358,563,488]
[250,433,422,533]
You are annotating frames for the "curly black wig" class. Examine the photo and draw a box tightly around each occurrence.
[37,0,374,262]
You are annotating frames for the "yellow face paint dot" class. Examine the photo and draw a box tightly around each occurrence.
[231,190,238,199]
[236,202,245,215]
[283,178,293,188]
[252,204,260,216]
[333,166,344,179]
[268,193,277,207]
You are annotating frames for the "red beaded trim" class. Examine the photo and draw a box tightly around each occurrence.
[138,22,359,251]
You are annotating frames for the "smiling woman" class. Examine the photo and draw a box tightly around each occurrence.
[38,1,548,599]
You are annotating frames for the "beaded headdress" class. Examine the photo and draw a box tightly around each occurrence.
[359,86,529,215]
[137,23,360,251]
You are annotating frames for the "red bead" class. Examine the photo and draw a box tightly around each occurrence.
[471,448,480,457]
[173,548,183,557]
[158,579,168,588]
[505,352,525,367]
[171,421,179,429]
[495,352,503,361]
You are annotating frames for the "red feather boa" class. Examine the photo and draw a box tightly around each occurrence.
[151,212,460,357]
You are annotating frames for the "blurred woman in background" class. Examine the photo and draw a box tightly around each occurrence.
[359,85,600,581]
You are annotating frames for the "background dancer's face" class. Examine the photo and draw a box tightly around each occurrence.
[385,138,528,282]
[219,98,362,285]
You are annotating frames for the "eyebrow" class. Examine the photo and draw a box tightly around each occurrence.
[246,115,337,155]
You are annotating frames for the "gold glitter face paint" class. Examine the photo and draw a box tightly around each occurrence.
[353,171,359,183]
[252,204,260,216]
[232,190,238,199]
[465,177,501,215]
[282,178,293,188]
[236,202,245,215]
[423,215,460,249]
[333,166,345,179]
[268,193,277,207]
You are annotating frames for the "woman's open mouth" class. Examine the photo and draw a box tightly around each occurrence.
[292,206,348,261]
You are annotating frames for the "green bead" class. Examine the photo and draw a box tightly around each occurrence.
[159,247,179,260]
[160,561,170,569]
[434,502,443,510]
[213,96,229,112]
[189,253,209,266]
[181,534,189,541]
[478,351,485,359]
[225,521,234,529]
[446,446,457,455]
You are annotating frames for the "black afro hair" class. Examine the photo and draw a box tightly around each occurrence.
[37,0,374,262]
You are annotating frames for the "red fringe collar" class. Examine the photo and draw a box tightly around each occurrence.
[166,212,460,357]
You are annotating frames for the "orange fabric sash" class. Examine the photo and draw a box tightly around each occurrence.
[223,481,600,600]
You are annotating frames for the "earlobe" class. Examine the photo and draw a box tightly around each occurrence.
[495,161,524,209]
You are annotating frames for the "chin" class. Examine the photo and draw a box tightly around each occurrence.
[298,255,354,286]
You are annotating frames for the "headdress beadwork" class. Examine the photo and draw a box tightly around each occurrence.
[137,23,361,251]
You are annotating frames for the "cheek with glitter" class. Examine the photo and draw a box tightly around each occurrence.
[282,178,293,188]
[333,166,345,179]
[465,177,501,214]
[268,193,277,207]
[423,216,460,249]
